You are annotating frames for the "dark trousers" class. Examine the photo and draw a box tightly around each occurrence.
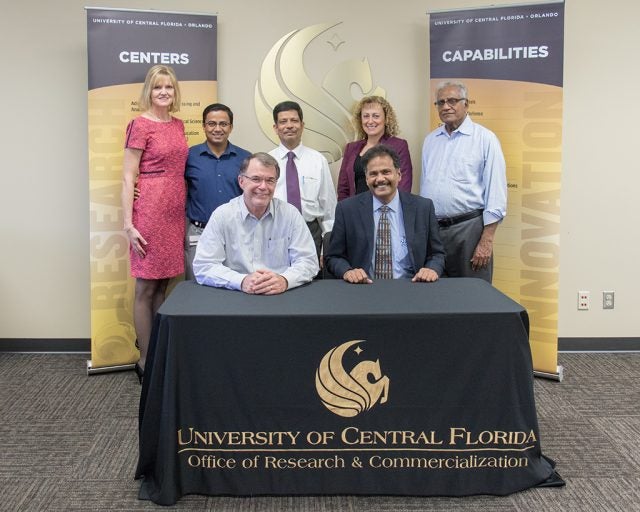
[306,219,323,279]
[306,219,322,261]
[439,215,492,283]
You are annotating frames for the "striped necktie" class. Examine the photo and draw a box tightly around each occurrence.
[374,205,392,279]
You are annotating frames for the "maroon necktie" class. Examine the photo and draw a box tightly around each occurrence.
[286,151,302,212]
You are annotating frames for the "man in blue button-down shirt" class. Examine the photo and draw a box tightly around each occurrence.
[184,103,251,280]
[420,81,507,283]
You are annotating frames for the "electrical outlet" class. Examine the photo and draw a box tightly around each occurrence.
[603,291,615,310]
[578,291,590,310]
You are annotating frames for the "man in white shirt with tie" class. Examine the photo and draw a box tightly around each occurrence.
[268,101,337,261]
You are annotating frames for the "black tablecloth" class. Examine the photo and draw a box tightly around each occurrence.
[136,278,562,505]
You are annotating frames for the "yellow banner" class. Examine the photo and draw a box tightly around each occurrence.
[87,7,218,369]
[429,3,564,375]
[88,82,217,368]
[429,79,562,374]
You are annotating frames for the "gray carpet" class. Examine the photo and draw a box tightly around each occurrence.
[0,353,638,511]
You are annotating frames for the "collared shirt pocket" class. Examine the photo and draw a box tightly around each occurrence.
[266,237,290,268]
[300,174,320,200]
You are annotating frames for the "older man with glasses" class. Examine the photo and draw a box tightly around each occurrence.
[193,152,318,294]
[420,81,507,283]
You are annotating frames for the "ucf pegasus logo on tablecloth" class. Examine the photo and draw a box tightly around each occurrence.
[315,340,390,417]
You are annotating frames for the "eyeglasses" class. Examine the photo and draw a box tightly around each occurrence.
[204,121,231,128]
[241,175,277,186]
[434,97,466,108]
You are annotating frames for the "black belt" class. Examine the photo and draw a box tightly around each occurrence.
[438,209,483,228]
[190,219,207,229]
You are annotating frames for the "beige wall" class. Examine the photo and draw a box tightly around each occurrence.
[1,0,638,340]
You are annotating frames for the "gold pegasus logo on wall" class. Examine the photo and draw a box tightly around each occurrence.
[315,340,390,417]
[254,22,385,163]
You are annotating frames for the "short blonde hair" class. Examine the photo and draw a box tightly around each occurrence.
[138,65,181,113]
[353,96,399,139]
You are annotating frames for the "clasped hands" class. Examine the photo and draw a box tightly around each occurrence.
[241,269,288,295]
[342,267,439,284]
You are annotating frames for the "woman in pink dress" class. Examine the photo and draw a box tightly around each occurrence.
[121,65,188,381]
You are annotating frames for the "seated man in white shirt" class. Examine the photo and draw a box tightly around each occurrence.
[193,152,319,294]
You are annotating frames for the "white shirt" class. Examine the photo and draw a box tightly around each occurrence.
[193,196,319,291]
[420,115,507,225]
[270,144,337,234]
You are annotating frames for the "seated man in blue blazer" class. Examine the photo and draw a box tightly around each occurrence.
[325,144,445,283]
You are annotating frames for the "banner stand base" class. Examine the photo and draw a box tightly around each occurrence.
[534,365,563,382]
[87,359,135,376]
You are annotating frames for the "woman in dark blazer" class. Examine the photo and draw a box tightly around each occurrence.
[337,96,412,200]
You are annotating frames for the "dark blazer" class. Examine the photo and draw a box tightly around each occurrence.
[337,136,413,200]
[325,191,445,279]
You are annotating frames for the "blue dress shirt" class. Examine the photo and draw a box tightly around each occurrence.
[420,115,507,226]
[185,141,251,223]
